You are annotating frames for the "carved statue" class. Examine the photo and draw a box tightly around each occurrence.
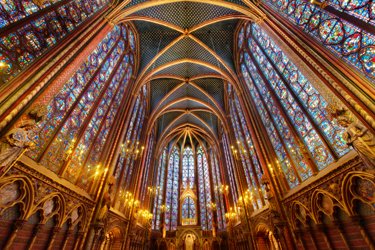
[97,176,115,222]
[0,105,46,174]
[331,107,375,167]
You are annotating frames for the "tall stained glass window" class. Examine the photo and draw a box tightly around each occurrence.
[182,147,194,189]
[28,24,136,191]
[165,146,180,231]
[263,0,375,82]
[210,150,225,230]
[152,148,167,230]
[221,131,238,202]
[112,86,148,200]
[181,197,196,225]
[152,143,225,231]
[197,146,213,230]
[0,0,109,83]
[228,85,265,209]
[237,22,349,188]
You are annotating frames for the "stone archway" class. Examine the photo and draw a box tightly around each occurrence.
[103,227,123,250]
[255,223,280,250]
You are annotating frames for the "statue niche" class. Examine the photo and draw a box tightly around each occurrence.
[0,105,46,175]
[330,107,375,167]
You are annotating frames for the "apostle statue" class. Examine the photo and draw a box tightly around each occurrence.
[0,105,46,175]
[97,176,115,222]
[331,107,375,167]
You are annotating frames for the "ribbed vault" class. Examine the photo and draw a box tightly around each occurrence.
[107,0,265,149]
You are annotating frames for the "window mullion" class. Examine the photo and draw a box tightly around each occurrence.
[251,32,339,160]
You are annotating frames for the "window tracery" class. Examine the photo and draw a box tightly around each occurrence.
[165,146,180,231]
[0,0,109,83]
[263,0,375,81]
[197,146,213,230]
[228,85,265,209]
[27,25,136,190]
[237,21,350,188]
[152,148,167,230]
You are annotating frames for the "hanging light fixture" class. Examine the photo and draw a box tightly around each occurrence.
[120,140,145,159]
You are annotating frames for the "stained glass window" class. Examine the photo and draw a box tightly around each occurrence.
[165,146,180,231]
[152,148,167,230]
[197,146,213,230]
[113,97,140,197]
[182,147,194,189]
[28,25,136,191]
[210,150,225,230]
[237,21,350,188]
[140,132,155,202]
[111,88,147,211]
[263,0,375,81]
[152,144,223,231]
[181,197,196,225]
[221,132,238,202]
[122,87,148,192]
[228,85,265,209]
[0,0,109,83]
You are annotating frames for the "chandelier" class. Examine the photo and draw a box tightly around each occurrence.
[231,140,254,160]
[121,140,145,159]
[135,209,153,226]
[225,207,239,226]
[147,186,160,197]
[215,184,229,196]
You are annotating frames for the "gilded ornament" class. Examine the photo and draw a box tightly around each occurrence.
[0,105,46,175]
[329,107,375,167]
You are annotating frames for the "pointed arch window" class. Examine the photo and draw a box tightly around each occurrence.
[116,86,148,193]
[228,85,265,209]
[262,0,375,81]
[182,147,194,189]
[0,0,109,83]
[210,149,225,230]
[197,146,213,230]
[112,88,148,211]
[28,25,136,190]
[165,146,180,231]
[237,22,349,188]
[221,131,238,202]
[152,147,167,230]
[181,196,196,225]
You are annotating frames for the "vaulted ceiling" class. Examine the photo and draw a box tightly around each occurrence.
[108,0,265,149]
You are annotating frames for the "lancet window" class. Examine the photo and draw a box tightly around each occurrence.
[28,25,136,192]
[113,85,148,199]
[238,22,349,188]
[263,0,375,81]
[197,146,213,230]
[0,0,109,83]
[165,146,180,231]
[152,143,224,231]
[210,149,225,230]
[152,148,167,230]
[228,85,265,210]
